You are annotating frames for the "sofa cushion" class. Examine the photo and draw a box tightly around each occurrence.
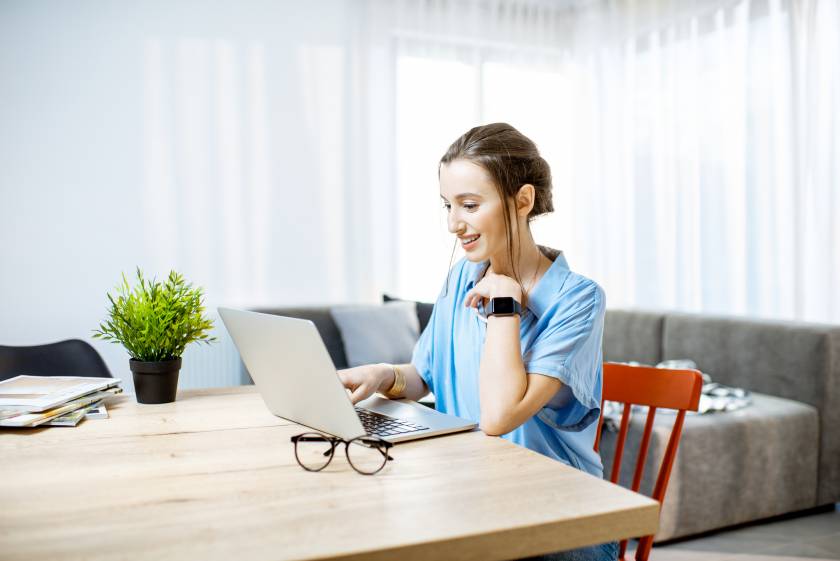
[603,310,665,366]
[662,313,840,505]
[599,393,819,541]
[330,301,420,368]
[383,294,434,333]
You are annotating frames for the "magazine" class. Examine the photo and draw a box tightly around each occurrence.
[45,400,107,427]
[0,388,122,428]
[0,408,23,421]
[84,402,108,420]
[45,407,89,427]
[0,375,120,412]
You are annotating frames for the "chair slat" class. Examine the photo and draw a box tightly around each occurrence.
[632,406,657,492]
[610,403,632,484]
[594,397,605,452]
[652,410,688,504]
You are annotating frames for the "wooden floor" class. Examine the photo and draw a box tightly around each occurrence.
[630,505,840,561]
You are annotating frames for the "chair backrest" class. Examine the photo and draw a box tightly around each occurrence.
[0,339,113,382]
[594,362,702,561]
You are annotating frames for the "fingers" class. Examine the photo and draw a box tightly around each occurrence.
[464,290,486,309]
[464,289,480,308]
[349,384,374,404]
[465,277,494,308]
[340,365,392,404]
[337,369,355,391]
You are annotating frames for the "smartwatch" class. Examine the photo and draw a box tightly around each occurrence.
[487,296,522,317]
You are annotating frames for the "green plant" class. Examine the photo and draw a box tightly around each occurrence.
[94,268,216,362]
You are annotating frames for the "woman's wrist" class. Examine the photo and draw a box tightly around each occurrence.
[494,278,523,303]
[376,363,396,393]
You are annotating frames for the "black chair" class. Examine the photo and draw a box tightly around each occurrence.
[0,339,113,382]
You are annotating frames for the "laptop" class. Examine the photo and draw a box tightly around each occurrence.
[218,307,477,443]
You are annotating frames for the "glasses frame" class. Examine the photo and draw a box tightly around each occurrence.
[290,432,395,475]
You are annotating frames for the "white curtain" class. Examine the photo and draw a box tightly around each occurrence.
[3,0,837,391]
[0,0,399,389]
[386,0,840,323]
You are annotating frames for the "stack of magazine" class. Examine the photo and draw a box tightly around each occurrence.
[0,375,123,428]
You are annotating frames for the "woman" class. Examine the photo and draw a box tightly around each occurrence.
[339,123,616,561]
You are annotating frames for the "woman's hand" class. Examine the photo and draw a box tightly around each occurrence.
[464,271,522,309]
[337,363,393,404]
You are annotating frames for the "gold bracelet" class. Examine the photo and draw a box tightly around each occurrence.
[383,364,406,399]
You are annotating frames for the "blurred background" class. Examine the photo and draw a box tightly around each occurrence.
[1,0,837,391]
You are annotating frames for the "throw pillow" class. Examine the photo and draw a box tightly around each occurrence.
[382,294,434,333]
[330,301,420,368]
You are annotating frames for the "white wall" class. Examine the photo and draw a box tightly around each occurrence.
[0,1,388,390]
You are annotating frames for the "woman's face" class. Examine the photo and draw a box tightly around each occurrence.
[439,158,511,264]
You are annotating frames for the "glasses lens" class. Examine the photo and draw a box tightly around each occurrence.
[294,433,334,471]
[347,437,389,474]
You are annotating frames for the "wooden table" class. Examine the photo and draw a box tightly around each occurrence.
[0,387,659,560]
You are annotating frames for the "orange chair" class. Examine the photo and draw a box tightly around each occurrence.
[594,362,703,561]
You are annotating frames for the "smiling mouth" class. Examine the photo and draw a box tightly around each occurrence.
[461,235,480,247]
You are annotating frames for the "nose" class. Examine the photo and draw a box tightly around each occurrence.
[447,209,464,235]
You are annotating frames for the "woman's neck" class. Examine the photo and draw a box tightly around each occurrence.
[488,232,546,289]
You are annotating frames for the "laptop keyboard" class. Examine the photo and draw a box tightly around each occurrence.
[355,407,429,438]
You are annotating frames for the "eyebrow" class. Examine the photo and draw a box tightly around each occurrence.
[440,192,484,201]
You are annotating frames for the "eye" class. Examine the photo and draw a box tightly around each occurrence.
[442,202,451,211]
[463,203,478,211]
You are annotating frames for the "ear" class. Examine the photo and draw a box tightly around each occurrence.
[515,184,536,217]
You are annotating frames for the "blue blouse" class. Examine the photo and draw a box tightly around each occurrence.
[411,248,606,477]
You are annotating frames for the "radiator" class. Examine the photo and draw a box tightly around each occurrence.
[178,315,248,389]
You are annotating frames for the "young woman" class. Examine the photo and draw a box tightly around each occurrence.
[339,123,615,561]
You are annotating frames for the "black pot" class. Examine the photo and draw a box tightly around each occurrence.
[129,357,182,404]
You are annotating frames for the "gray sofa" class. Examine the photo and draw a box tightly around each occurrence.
[600,310,838,541]
[253,305,839,541]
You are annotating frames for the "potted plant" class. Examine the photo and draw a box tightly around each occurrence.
[94,268,216,404]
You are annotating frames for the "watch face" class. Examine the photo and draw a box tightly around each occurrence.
[491,297,516,315]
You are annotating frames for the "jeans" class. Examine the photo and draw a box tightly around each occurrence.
[520,540,619,561]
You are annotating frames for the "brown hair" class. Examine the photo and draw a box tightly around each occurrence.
[440,123,554,306]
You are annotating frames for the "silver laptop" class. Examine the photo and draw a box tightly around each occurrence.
[218,307,477,443]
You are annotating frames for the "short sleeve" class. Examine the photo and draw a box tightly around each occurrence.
[410,304,437,394]
[523,279,606,432]
[409,259,469,394]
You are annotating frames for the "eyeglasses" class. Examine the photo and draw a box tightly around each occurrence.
[290,432,394,475]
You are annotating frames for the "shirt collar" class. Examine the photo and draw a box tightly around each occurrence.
[465,246,571,320]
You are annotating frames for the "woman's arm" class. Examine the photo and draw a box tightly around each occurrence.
[479,314,561,435]
[465,271,563,436]
[338,363,429,404]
